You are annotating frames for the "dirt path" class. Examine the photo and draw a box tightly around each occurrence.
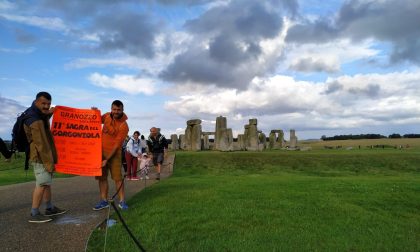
[0,153,174,252]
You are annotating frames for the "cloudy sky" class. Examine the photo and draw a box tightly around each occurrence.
[1,0,419,140]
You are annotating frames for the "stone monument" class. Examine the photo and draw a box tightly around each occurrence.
[179,134,186,150]
[202,132,214,150]
[170,134,179,151]
[289,129,298,149]
[185,119,202,151]
[245,118,259,151]
[269,129,285,149]
[258,132,266,150]
[215,116,233,151]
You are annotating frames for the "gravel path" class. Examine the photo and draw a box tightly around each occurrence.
[0,153,174,252]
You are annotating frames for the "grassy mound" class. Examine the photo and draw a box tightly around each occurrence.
[87,150,420,251]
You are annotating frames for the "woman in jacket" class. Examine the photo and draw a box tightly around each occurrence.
[125,131,142,180]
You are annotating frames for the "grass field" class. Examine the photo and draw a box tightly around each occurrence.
[0,154,72,186]
[299,138,420,150]
[87,148,420,251]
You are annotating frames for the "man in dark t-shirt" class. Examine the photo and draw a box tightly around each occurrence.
[146,127,168,180]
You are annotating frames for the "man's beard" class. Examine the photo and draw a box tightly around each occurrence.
[112,112,123,119]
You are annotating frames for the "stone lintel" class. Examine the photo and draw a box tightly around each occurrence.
[187,119,202,126]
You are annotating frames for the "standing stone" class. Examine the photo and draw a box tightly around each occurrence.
[202,135,209,150]
[215,116,226,150]
[185,119,202,151]
[201,132,214,151]
[277,130,284,148]
[269,130,285,149]
[237,134,245,150]
[191,123,202,151]
[258,133,266,150]
[269,132,276,149]
[289,129,298,149]
[249,118,257,125]
[215,116,233,151]
[244,125,249,149]
[247,119,259,151]
[170,134,179,151]
[185,126,192,150]
[179,134,186,150]
[226,128,233,151]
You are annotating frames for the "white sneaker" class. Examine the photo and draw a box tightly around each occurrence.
[145,175,149,180]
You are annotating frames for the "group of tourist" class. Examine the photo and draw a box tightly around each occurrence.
[124,131,150,181]
[1,91,168,223]
[123,128,167,181]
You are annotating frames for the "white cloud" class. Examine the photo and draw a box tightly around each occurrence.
[0,94,26,137]
[285,39,379,73]
[88,72,157,95]
[79,32,100,42]
[66,57,143,70]
[164,75,327,118]
[0,46,36,54]
[0,13,68,31]
[0,0,14,11]
[165,70,420,135]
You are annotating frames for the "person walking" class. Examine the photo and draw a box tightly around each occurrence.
[146,127,168,181]
[24,92,67,223]
[93,100,129,211]
[125,131,142,180]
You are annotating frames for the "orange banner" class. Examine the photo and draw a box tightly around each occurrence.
[52,106,102,176]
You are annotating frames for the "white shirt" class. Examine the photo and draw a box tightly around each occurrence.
[126,138,142,157]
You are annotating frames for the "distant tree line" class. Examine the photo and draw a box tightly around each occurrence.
[321,133,420,141]
[388,133,420,139]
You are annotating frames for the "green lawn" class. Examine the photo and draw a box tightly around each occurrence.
[0,154,72,186]
[87,150,420,251]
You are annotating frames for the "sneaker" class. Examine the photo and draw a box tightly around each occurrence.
[44,206,67,216]
[145,175,150,180]
[131,176,139,181]
[29,213,53,223]
[118,201,128,210]
[93,200,109,211]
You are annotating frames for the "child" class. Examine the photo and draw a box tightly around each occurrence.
[138,153,152,180]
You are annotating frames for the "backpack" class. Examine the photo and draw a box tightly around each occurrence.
[125,138,140,151]
[11,112,31,170]
[133,138,141,146]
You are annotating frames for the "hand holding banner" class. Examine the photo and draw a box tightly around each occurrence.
[52,106,102,176]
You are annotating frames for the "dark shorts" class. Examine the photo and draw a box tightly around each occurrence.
[152,153,164,165]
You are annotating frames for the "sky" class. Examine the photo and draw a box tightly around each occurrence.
[0,0,419,141]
